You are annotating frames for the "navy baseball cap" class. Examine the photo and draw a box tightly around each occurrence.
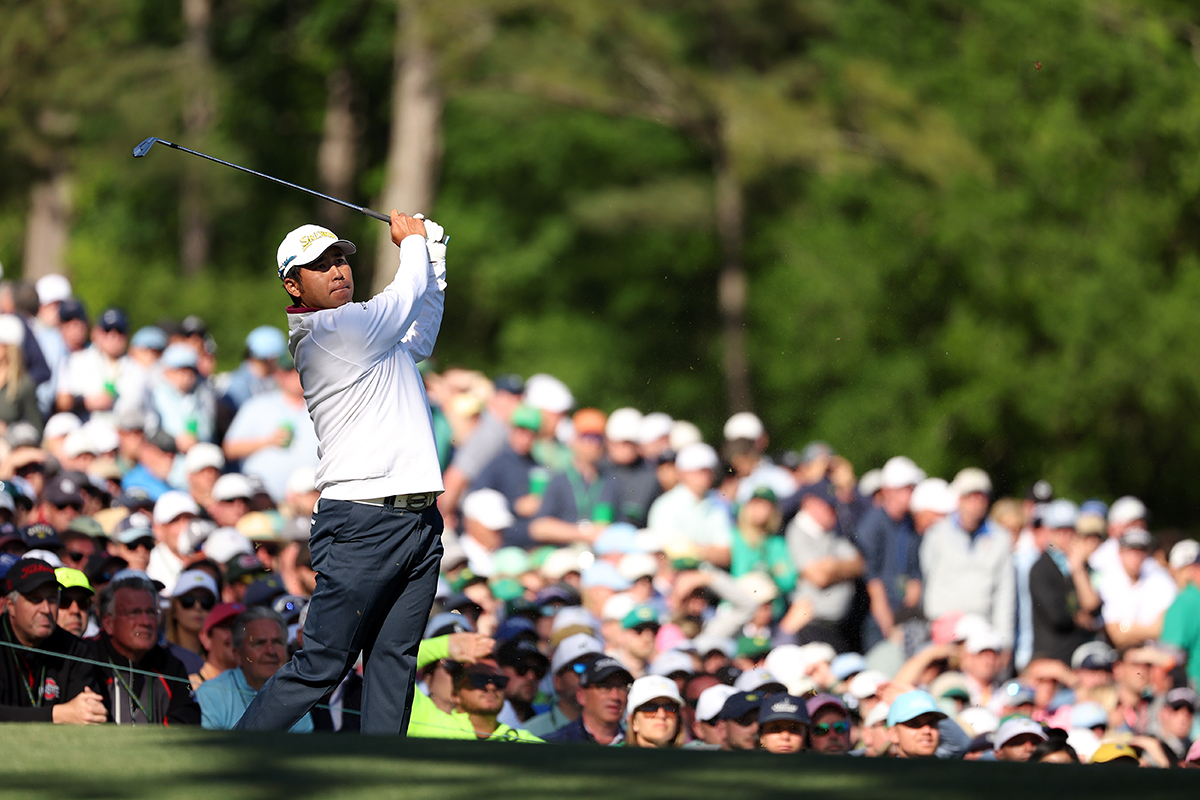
[759,693,812,726]
[581,656,633,687]
[22,523,61,549]
[242,575,285,607]
[719,691,767,721]
[98,308,129,334]
[58,298,88,324]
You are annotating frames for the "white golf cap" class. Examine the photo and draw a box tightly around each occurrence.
[617,553,657,582]
[964,627,1005,654]
[184,442,225,474]
[858,468,883,498]
[950,467,992,496]
[605,407,643,442]
[285,465,318,496]
[735,571,779,604]
[600,592,637,622]
[83,419,119,454]
[43,412,82,441]
[993,717,1047,750]
[733,667,775,692]
[625,674,682,716]
[63,428,98,458]
[723,411,764,441]
[171,569,218,599]
[551,633,605,675]
[675,442,718,472]
[880,456,925,489]
[638,412,673,445]
[695,684,739,724]
[276,224,356,279]
[692,635,736,659]
[551,606,598,636]
[863,702,891,728]
[910,477,957,514]
[1109,496,1146,526]
[0,314,24,346]
[668,420,703,452]
[35,274,72,305]
[523,374,574,414]
[461,489,515,531]
[1169,539,1200,571]
[212,473,255,502]
[153,490,200,525]
[847,669,888,700]
[648,650,696,678]
[957,706,1000,736]
[541,548,584,582]
[202,527,254,564]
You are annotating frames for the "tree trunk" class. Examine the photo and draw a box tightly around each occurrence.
[180,0,214,276]
[317,66,357,232]
[22,168,73,282]
[713,138,753,415]
[372,0,443,295]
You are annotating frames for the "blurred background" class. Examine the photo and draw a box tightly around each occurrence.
[3,0,1200,524]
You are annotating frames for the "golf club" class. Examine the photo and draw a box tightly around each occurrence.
[132,136,391,223]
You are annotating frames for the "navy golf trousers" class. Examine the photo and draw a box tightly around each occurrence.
[235,498,443,735]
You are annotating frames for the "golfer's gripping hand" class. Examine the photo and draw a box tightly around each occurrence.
[390,210,427,247]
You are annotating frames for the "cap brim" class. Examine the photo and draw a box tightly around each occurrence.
[284,240,356,275]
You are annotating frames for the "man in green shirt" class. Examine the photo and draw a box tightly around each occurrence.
[1161,549,1200,687]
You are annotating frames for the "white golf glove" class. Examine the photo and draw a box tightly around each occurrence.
[413,213,446,244]
[414,214,447,290]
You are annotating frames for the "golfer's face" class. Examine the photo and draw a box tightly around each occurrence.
[294,246,354,309]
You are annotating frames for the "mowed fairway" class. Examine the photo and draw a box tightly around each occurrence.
[0,724,1190,800]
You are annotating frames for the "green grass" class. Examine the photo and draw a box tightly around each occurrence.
[0,724,1191,799]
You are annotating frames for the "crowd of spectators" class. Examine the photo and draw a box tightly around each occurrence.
[0,272,1199,769]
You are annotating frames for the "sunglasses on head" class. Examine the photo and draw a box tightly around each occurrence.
[637,701,680,715]
[465,672,509,690]
[812,720,850,736]
[177,594,216,611]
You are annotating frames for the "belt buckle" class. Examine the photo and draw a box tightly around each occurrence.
[406,493,431,511]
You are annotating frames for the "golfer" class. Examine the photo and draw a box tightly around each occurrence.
[236,210,448,735]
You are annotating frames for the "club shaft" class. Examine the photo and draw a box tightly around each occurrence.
[158,139,390,223]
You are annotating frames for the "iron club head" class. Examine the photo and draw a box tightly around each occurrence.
[132,137,162,158]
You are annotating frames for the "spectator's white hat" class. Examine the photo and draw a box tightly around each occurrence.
[43,412,82,441]
[617,553,657,582]
[1109,496,1146,526]
[695,684,739,724]
[541,548,585,582]
[733,667,776,692]
[203,527,254,564]
[605,408,643,442]
[668,420,703,452]
[675,443,718,472]
[950,467,992,497]
[957,706,999,736]
[692,634,736,660]
[551,606,598,637]
[212,473,255,502]
[723,412,764,441]
[648,650,696,678]
[83,419,119,454]
[601,593,637,623]
[964,627,1005,654]
[847,670,888,699]
[153,491,200,525]
[551,633,604,675]
[638,412,673,445]
[858,468,883,498]
[63,428,98,458]
[910,477,957,514]
[880,456,925,489]
[625,674,682,716]
[993,717,1047,750]
[1169,539,1200,571]
[171,569,218,599]
[184,442,225,474]
[286,466,318,496]
[276,224,355,280]
[0,314,24,346]
[863,702,891,728]
[35,274,72,305]
[461,489,514,531]
[523,374,574,414]
[1041,499,1079,530]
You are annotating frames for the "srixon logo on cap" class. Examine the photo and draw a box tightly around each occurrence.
[772,700,799,714]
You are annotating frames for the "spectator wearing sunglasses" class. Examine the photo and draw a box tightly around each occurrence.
[716,691,767,751]
[495,635,549,724]
[108,512,154,572]
[758,693,811,754]
[196,607,312,732]
[164,570,218,676]
[53,567,94,637]
[447,660,542,742]
[625,675,685,748]
[806,693,852,754]
[525,634,604,738]
[58,526,97,573]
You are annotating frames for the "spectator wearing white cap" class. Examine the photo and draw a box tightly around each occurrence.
[1029,500,1102,664]
[722,412,796,505]
[222,350,318,504]
[183,442,225,509]
[1162,542,1200,688]
[283,466,320,522]
[685,683,739,749]
[960,627,1005,708]
[523,373,574,473]
[601,407,662,528]
[637,412,673,464]
[645,443,734,568]
[524,634,605,738]
[150,342,218,454]
[624,675,684,748]
[992,716,1047,761]
[921,468,1015,653]
[1096,528,1176,648]
[164,569,220,676]
[909,478,955,535]
[854,456,925,649]
[30,275,71,418]
[1088,495,1169,588]
[208,473,254,528]
[459,489,516,578]
[146,490,201,591]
